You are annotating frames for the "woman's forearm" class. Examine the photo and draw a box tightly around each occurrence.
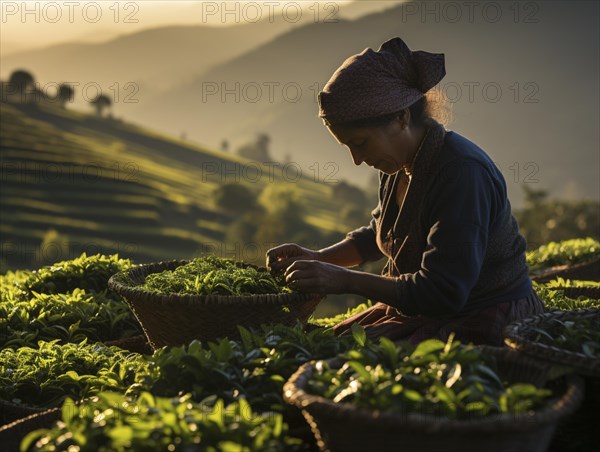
[316,239,365,268]
[345,269,398,304]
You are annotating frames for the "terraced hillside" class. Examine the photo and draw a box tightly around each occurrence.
[0,102,347,270]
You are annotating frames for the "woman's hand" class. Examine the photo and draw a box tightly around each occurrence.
[284,260,352,294]
[266,243,320,273]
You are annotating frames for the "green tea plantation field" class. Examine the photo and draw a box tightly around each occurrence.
[0,242,598,451]
[0,101,348,271]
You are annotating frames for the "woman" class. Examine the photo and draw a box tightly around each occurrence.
[266,37,544,346]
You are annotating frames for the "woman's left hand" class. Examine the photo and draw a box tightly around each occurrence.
[284,260,352,294]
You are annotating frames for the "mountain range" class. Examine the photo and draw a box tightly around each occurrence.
[2,1,598,207]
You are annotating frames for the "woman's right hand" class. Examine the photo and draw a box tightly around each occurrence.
[266,243,319,273]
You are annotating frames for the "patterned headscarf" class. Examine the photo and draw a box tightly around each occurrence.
[318,37,446,125]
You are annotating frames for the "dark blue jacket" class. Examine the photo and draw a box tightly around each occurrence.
[347,130,532,317]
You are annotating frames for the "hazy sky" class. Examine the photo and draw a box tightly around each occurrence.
[0,1,396,56]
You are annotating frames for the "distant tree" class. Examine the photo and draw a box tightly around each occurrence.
[8,69,35,103]
[221,140,229,152]
[91,94,112,117]
[236,133,273,162]
[35,229,67,267]
[522,185,549,208]
[256,133,270,153]
[225,214,259,246]
[213,183,260,214]
[515,185,599,249]
[258,185,303,218]
[254,185,309,244]
[57,83,74,108]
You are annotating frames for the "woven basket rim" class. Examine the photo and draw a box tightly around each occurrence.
[530,257,600,281]
[283,346,583,432]
[558,285,600,299]
[0,407,60,433]
[0,398,47,415]
[503,308,600,376]
[108,259,321,306]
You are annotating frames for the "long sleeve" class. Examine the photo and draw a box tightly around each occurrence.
[393,160,499,317]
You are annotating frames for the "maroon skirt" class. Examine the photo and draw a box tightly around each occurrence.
[332,290,545,346]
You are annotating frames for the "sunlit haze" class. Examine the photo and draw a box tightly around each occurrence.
[1,1,396,56]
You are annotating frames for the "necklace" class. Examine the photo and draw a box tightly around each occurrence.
[402,127,430,178]
[381,126,431,276]
[381,126,431,237]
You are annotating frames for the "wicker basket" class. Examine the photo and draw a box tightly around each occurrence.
[560,285,600,300]
[504,309,600,452]
[547,374,599,452]
[530,258,600,283]
[283,346,583,452]
[0,408,61,452]
[0,399,46,427]
[504,308,600,377]
[108,260,323,350]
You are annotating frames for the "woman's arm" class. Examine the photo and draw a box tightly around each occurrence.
[316,239,365,267]
[266,239,365,273]
[284,260,398,300]
[268,200,385,272]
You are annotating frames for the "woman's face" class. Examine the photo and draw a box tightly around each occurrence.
[327,117,413,174]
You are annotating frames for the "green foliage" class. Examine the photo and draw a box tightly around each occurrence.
[148,324,356,413]
[0,289,142,349]
[21,392,298,452]
[253,185,322,246]
[531,317,600,358]
[533,283,600,310]
[258,185,304,218]
[0,341,152,409]
[23,253,133,295]
[0,253,141,349]
[0,269,33,297]
[307,334,552,419]
[309,301,373,328]
[526,238,599,272]
[2,244,591,448]
[140,256,291,295]
[545,277,600,289]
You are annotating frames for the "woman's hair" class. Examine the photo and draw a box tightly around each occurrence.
[323,88,452,129]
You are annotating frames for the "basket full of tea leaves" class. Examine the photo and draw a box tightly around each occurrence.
[108,256,322,348]
[284,333,583,452]
[504,308,600,377]
[527,238,600,282]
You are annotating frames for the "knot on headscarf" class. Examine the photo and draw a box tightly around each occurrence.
[318,37,445,125]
